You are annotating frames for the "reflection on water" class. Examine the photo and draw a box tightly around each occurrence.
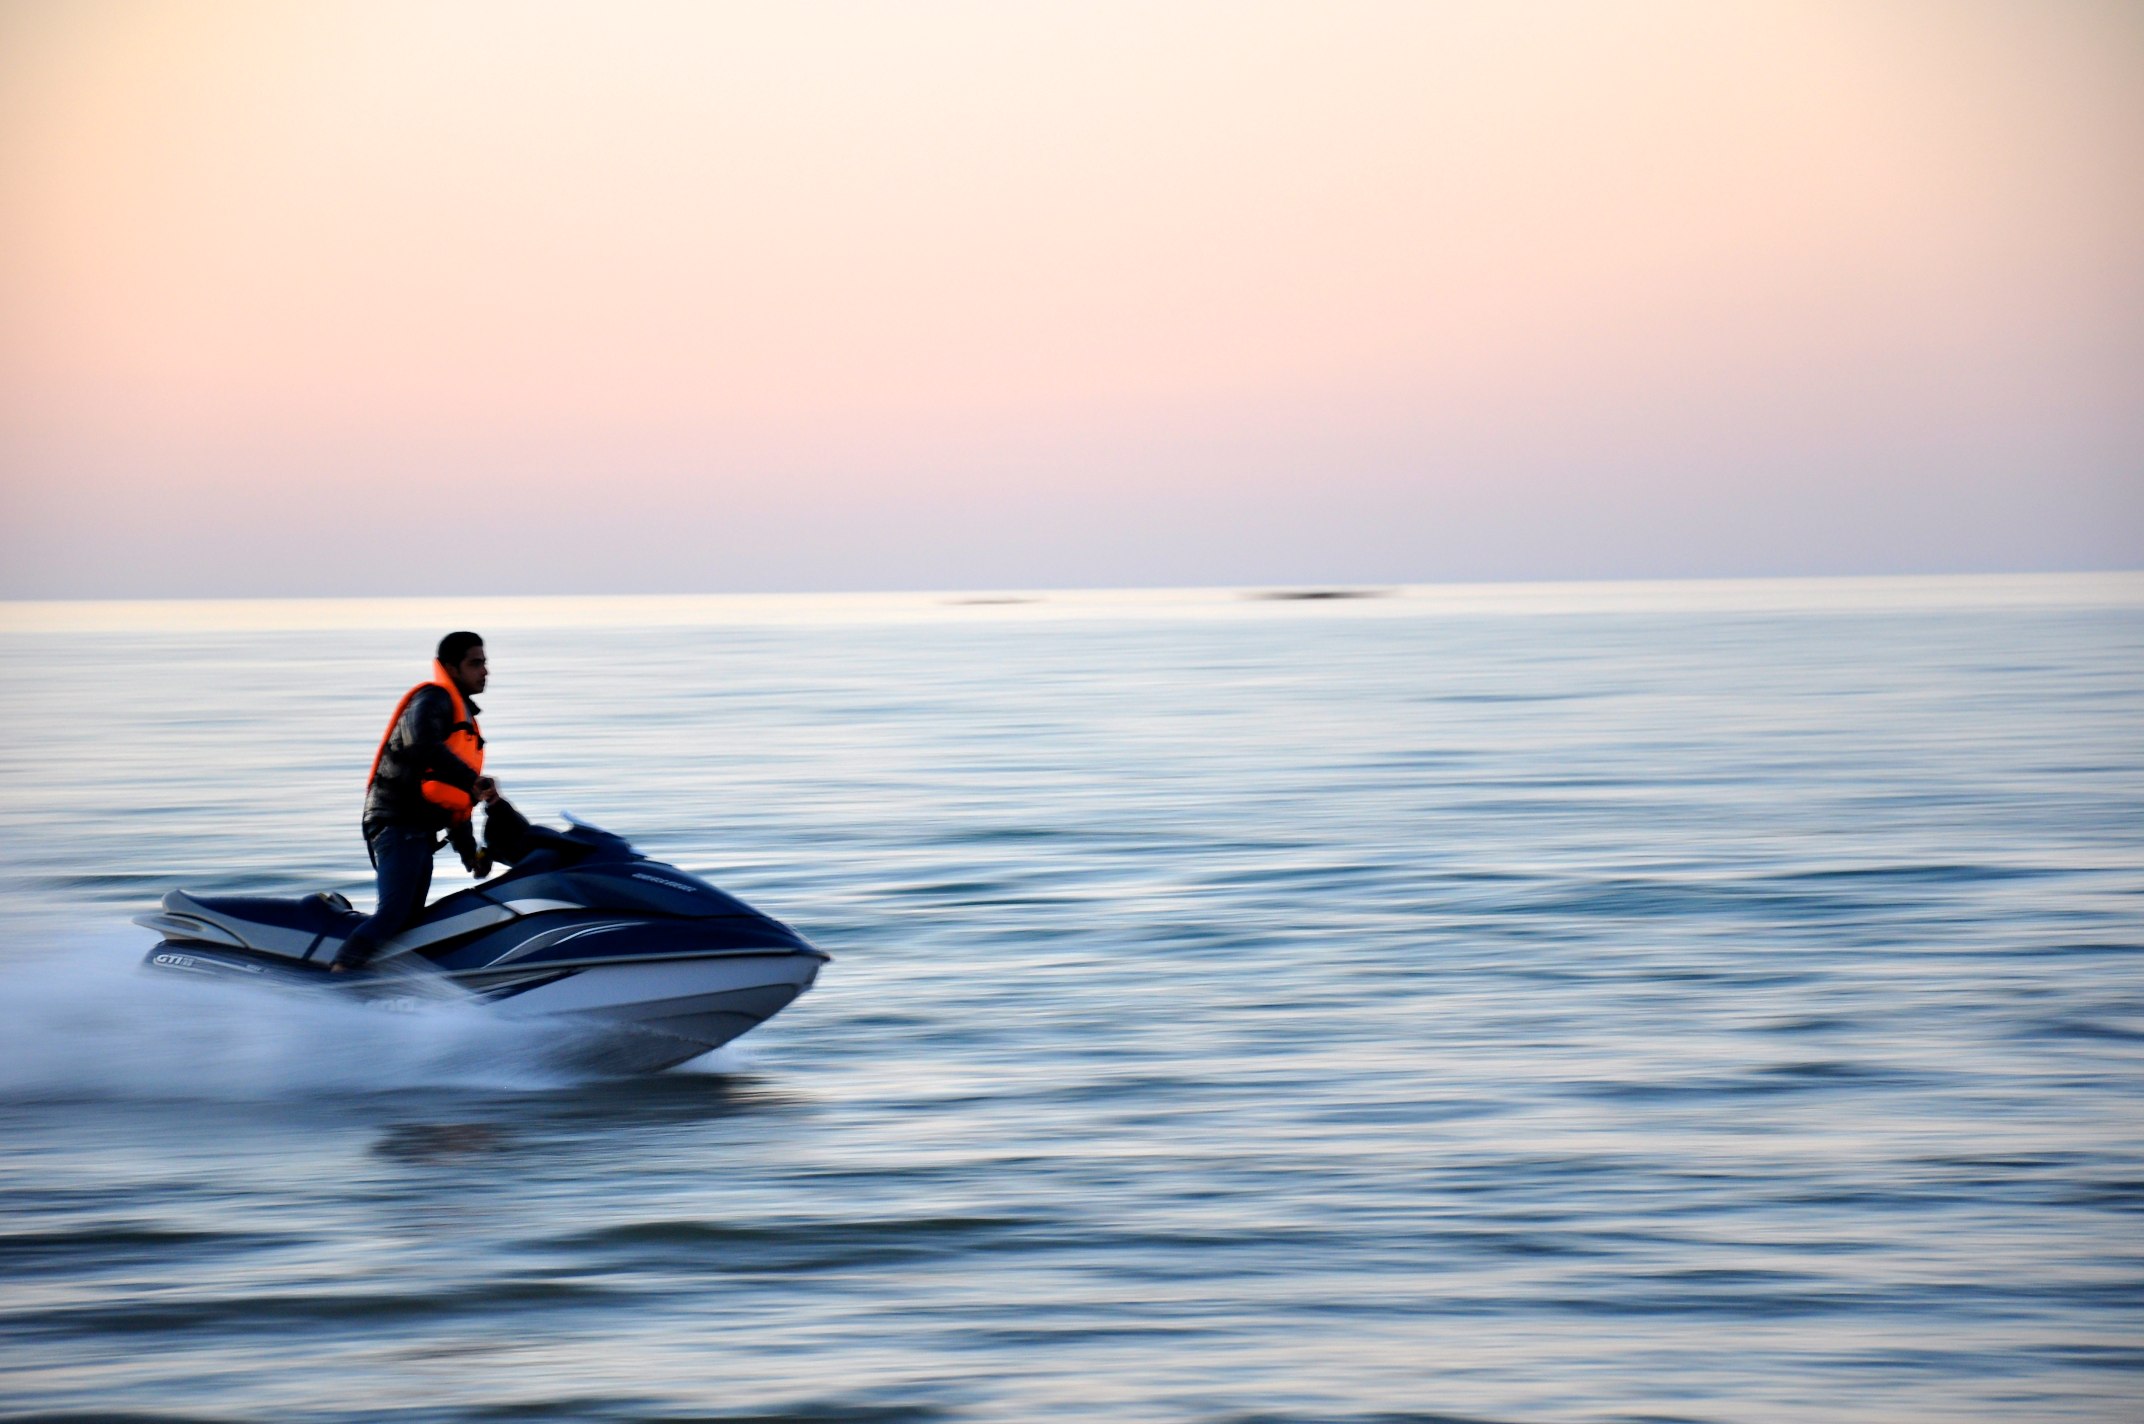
[1,575,2141,1423]
[373,1122,517,1163]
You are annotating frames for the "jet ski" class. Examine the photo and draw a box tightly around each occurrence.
[135,803,829,1072]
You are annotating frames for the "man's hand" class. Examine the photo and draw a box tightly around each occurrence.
[473,775,499,805]
[466,852,493,880]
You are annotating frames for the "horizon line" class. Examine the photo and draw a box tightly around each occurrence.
[6,564,2144,611]
[5,570,2141,636]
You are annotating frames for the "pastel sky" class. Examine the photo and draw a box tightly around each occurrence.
[2,0,2138,597]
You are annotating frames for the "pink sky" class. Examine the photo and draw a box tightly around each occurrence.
[2,0,2138,597]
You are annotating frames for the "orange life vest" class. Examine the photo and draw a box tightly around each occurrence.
[365,660,485,821]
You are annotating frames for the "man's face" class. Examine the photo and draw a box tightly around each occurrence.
[451,645,488,696]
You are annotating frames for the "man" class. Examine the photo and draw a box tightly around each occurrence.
[330,631,501,973]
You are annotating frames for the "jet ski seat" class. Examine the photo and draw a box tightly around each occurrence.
[181,892,365,936]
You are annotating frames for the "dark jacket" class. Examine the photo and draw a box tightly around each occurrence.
[363,683,482,864]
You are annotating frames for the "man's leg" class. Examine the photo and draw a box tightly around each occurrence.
[331,827,436,971]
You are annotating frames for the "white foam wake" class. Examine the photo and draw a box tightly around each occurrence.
[0,928,590,1101]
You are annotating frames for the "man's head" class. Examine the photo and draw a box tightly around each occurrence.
[438,631,488,696]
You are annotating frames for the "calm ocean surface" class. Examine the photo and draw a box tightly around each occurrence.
[1,575,2140,1424]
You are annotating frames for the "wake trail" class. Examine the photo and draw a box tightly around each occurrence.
[0,927,602,1102]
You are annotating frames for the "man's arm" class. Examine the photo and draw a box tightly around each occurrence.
[400,687,480,791]
[403,687,491,875]
[447,818,488,877]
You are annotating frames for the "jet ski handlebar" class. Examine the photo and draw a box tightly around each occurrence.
[480,796,630,869]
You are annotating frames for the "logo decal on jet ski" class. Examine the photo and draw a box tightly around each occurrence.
[631,873,699,892]
[153,952,264,974]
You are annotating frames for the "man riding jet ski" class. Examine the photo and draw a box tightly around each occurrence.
[136,634,826,1071]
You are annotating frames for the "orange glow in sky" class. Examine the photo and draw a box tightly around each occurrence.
[2,0,2138,595]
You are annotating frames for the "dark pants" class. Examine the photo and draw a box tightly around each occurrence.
[332,825,437,970]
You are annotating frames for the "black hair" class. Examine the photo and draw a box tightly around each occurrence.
[438,631,485,666]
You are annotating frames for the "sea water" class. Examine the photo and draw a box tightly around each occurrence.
[0,575,2139,1423]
